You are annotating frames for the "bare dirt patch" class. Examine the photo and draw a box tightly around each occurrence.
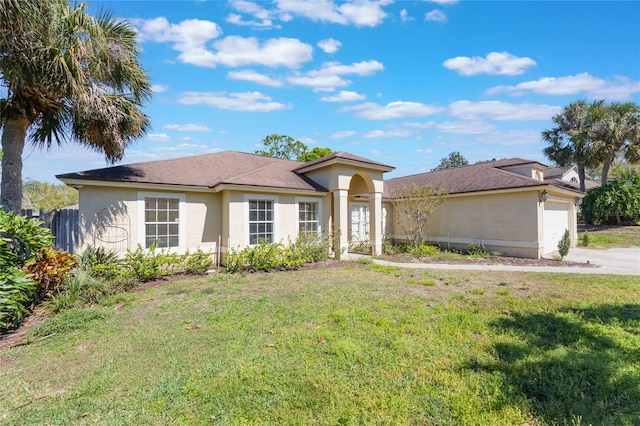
[377,252,593,268]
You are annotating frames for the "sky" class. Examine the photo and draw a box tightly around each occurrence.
[17,0,640,183]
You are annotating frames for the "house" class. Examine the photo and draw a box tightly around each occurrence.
[543,165,600,190]
[56,151,584,260]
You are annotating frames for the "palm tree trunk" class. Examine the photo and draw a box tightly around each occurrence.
[600,153,614,186]
[577,164,586,192]
[1,117,29,213]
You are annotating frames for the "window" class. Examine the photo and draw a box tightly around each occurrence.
[144,197,180,248]
[298,201,319,236]
[249,199,274,244]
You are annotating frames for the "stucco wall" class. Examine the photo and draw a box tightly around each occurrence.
[389,190,544,258]
[77,186,222,254]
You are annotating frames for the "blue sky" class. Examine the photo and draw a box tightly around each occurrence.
[21,0,640,183]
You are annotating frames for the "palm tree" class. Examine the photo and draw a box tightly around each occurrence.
[0,0,151,212]
[586,102,640,185]
[542,100,598,192]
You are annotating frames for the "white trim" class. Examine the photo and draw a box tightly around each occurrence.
[295,197,323,237]
[137,191,186,251]
[244,193,279,246]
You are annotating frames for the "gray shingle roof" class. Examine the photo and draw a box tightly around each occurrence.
[56,151,327,192]
[384,158,580,197]
[294,151,394,172]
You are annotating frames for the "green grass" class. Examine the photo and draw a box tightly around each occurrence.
[1,268,639,425]
[579,225,640,249]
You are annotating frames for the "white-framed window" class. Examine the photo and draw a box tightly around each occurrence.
[296,198,322,237]
[138,192,185,249]
[245,194,278,245]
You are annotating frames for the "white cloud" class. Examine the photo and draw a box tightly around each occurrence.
[275,0,392,27]
[425,10,447,22]
[151,84,169,93]
[486,72,640,100]
[228,70,284,87]
[436,121,497,135]
[443,52,537,76]
[164,123,212,132]
[449,101,561,121]
[288,60,384,91]
[226,0,277,27]
[177,91,291,112]
[341,101,444,120]
[132,18,312,69]
[318,38,342,54]
[363,129,413,138]
[330,130,357,139]
[146,133,172,142]
[400,9,412,22]
[186,36,313,68]
[321,91,366,102]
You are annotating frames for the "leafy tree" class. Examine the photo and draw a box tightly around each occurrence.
[255,134,332,161]
[585,102,640,185]
[557,229,571,260]
[255,134,307,160]
[22,180,78,210]
[542,100,598,192]
[390,184,448,248]
[298,147,333,162]
[0,0,151,213]
[581,175,640,225]
[431,151,469,171]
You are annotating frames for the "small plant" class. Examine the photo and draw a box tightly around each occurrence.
[79,245,125,279]
[293,233,331,263]
[124,243,170,282]
[411,244,439,258]
[182,249,214,275]
[581,230,589,247]
[0,269,37,330]
[467,241,490,257]
[23,248,78,302]
[558,229,571,260]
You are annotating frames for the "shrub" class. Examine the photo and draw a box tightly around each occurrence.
[581,176,640,225]
[467,241,490,257]
[0,269,37,331]
[79,245,125,280]
[124,243,170,282]
[23,248,78,301]
[0,211,54,268]
[293,233,331,263]
[44,269,112,313]
[223,240,310,273]
[581,230,589,247]
[182,249,214,275]
[558,229,571,260]
[411,244,439,258]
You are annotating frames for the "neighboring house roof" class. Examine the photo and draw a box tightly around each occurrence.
[543,165,576,180]
[384,158,582,197]
[56,151,327,192]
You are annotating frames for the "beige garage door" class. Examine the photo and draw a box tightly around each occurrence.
[543,202,569,254]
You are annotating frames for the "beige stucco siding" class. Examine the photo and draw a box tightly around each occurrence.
[390,190,543,258]
[77,186,222,254]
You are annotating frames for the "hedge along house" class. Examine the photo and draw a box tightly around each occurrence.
[384,158,584,258]
[57,151,583,260]
[56,151,393,260]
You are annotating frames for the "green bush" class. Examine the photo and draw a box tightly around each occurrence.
[223,240,313,273]
[581,230,589,247]
[0,269,37,330]
[467,241,490,257]
[581,176,640,225]
[23,248,78,302]
[293,233,331,263]
[182,249,214,275]
[124,243,171,282]
[411,244,440,257]
[0,211,54,267]
[558,229,571,260]
[79,245,125,280]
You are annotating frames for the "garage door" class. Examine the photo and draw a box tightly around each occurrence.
[543,202,569,254]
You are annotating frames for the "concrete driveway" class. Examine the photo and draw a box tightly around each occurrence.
[562,247,640,275]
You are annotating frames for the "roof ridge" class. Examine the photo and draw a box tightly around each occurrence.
[223,155,292,183]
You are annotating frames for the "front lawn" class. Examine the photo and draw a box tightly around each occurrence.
[579,225,640,249]
[1,267,639,425]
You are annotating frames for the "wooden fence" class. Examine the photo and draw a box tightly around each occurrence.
[21,208,79,253]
